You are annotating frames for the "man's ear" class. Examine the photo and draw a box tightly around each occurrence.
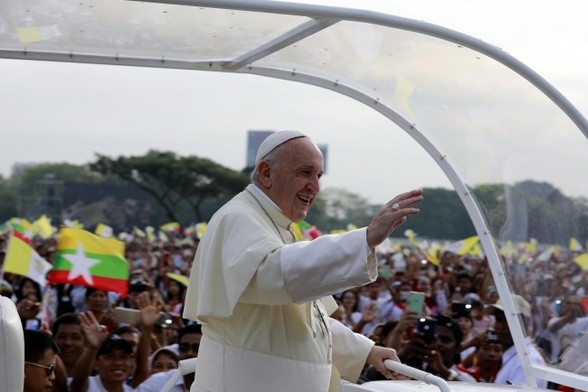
[258,161,272,188]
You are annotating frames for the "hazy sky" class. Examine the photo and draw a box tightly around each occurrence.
[1,0,586,204]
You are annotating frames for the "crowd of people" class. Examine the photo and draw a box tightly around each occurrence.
[2,130,588,391]
[2,220,588,391]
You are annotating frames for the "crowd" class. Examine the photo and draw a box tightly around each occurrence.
[2,228,587,391]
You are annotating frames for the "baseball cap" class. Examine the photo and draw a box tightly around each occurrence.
[97,334,133,357]
[485,294,531,318]
[255,130,306,164]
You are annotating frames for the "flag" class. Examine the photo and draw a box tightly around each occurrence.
[196,222,207,239]
[48,228,130,297]
[133,226,146,238]
[574,253,588,269]
[570,237,584,252]
[9,218,35,243]
[160,222,180,233]
[537,246,557,262]
[4,232,52,288]
[95,223,113,238]
[63,219,84,229]
[33,215,56,239]
[426,246,441,266]
[443,236,479,256]
[290,220,311,241]
[145,226,155,243]
[404,229,416,244]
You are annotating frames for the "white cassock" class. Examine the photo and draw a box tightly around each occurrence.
[184,184,379,391]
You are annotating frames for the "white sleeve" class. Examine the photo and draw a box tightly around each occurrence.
[240,228,377,305]
[281,229,378,303]
[330,318,374,382]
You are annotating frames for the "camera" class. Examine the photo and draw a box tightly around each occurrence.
[416,317,437,345]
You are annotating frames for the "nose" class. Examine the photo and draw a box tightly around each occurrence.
[308,176,320,194]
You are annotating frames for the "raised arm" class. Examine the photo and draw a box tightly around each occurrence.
[69,311,108,392]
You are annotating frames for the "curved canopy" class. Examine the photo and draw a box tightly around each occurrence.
[1,0,587,389]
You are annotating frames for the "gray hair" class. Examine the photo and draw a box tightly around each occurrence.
[250,140,292,186]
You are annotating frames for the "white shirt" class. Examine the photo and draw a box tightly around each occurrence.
[134,369,186,392]
[494,338,547,388]
[86,375,134,392]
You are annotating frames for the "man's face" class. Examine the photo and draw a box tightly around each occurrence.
[54,324,85,368]
[24,348,56,392]
[435,326,457,366]
[264,138,323,222]
[119,331,140,357]
[493,311,514,349]
[95,348,134,384]
[178,332,202,361]
[477,342,503,370]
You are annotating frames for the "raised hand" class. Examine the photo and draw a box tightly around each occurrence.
[135,291,160,327]
[78,310,108,349]
[366,189,423,248]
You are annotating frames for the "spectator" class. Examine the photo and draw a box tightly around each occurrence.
[70,292,159,392]
[457,329,503,383]
[135,324,202,392]
[52,313,85,378]
[15,277,43,331]
[485,295,547,388]
[398,314,475,381]
[546,295,588,364]
[149,348,179,375]
[23,330,59,392]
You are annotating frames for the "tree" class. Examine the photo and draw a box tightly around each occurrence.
[0,177,18,221]
[90,150,250,223]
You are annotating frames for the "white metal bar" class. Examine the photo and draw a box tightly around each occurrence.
[224,17,340,70]
[385,360,451,392]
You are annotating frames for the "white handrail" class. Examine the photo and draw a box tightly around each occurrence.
[384,360,451,392]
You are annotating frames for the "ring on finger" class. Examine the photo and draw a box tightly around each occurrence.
[392,203,400,211]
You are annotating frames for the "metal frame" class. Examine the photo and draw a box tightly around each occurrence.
[2,0,588,389]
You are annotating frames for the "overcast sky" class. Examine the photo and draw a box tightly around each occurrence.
[1,0,586,204]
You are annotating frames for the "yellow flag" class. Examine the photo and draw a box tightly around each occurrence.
[574,253,588,269]
[33,215,56,239]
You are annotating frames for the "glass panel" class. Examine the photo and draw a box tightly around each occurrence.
[0,0,309,61]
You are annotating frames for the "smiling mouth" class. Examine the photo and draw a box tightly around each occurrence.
[298,194,313,204]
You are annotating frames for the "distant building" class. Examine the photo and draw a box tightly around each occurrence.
[246,130,274,168]
[246,130,328,174]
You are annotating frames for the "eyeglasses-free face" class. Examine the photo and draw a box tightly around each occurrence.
[25,361,55,377]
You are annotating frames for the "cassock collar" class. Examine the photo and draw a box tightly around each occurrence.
[246,184,292,230]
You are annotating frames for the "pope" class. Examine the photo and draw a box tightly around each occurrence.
[184,130,423,391]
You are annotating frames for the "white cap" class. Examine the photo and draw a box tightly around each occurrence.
[255,130,306,164]
[485,294,531,318]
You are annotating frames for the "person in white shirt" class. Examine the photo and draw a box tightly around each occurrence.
[135,324,202,392]
[183,130,424,391]
[485,295,547,388]
[546,295,588,364]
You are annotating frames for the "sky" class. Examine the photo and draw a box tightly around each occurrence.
[1,0,586,204]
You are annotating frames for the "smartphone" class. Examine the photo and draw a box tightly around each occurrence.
[114,307,141,324]
[407,291,425,317]
[417,317,437,345]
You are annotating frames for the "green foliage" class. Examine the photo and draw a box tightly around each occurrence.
[90,150,249,224]
[0,178,18,221]
[11,163,102,195]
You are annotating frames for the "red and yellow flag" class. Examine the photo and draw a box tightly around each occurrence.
[48,228,130,297]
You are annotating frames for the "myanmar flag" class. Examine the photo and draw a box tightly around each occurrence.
[4,232,53,288]
[48,228,130,297]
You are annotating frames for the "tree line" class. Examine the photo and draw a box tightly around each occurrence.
[1,150,586,243]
